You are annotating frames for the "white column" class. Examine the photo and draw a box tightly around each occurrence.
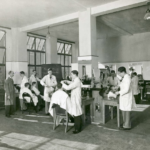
[6,28,27,84]
[78,9,99,79]
[79,8,97,56]
[46,36,58,64]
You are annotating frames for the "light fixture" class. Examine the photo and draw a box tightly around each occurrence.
[144,2,150,20]
[46,26,51,38]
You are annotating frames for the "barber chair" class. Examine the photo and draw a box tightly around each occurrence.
[22,93,37,114]
[52,104,69,133]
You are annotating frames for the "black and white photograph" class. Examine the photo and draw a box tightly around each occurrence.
[0,0,150,149]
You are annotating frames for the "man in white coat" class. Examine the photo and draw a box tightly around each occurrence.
[40,68,57,114]
[19,71,28,110]
[116,67,135,130]
[61,70,82,134]
[131,72,140,104]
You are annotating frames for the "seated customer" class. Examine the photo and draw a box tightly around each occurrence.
[107,86,118,99]
[31,82,44,110]
[49,83,72,117]
[20,83,38,107]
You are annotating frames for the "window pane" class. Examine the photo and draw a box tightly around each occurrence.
[41,53,45,64]
[27,37,34,49]
[0,48,5,64]
[60,55,64,66]
[0,34,6,47]
[65,44,68,53]
[57,55,61,64]
[65,56,69,66]
[66,45,71,54]
[29,66,35,77]
[0,31,5,41]
[69,56,72,65]
[57,42,61,52]
[42,42,46,51]
[36,38,40,50]
[36,67,42,78]
[36,52,41,65]
[62,67,64,79]
[38,39,45,51]
[0,66,5,89]
[58,43,64,53]
[29,52,35,65]
[27,36,29,44]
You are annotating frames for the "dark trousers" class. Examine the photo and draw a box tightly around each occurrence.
[5,105,14,116]
[74,115,82,131]
[134,94,140,104]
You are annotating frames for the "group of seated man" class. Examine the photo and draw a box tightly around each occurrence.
[20,82,44,112]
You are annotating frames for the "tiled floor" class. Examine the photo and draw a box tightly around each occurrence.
[0,106,150,150]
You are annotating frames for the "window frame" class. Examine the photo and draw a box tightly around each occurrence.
[57,41,72,79]
[27,35,46,78]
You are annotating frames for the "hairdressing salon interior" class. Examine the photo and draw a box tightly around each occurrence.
[1,0,150,150]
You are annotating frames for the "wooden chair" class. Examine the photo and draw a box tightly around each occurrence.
[22,93,36,114]
[52,104,69,133]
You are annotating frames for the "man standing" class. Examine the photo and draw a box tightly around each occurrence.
[107,70,120,86]
[4,71,15,117]
[61,70,82,134]
[40,68,57,115]
[29,70,40,88]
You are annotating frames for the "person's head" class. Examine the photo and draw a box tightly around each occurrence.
[32,70,36,76]
[71,70,78,80]
[20,71,25,78]
[110,85,117,92]
[133,72,137,76]
[25,82,30,88]
[8,71,14,78]
[32,82,36,87]
[110,70,115,77]
[57,82,62,90]
[118,67,126,78]
[48,68,52,76]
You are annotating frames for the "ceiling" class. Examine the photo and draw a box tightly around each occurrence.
[31,5,150,42]
[0,0,116,28]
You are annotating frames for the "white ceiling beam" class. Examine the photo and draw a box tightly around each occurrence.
[19,12,79,32]
[91,0,147,16]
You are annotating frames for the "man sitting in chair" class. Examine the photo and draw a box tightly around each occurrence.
[20,82,38,108]
[49,82,72,117]
[31,82,44,111]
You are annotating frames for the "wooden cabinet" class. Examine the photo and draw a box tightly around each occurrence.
[0,89,5,109]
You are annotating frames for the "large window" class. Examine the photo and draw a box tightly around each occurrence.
[0,30,6,89]
[27,35,46,78]
[57,41,72,79]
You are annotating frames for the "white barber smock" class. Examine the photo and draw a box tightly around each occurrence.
[40,75,57,102]
[62,77,82,116]
[119,74,135,111]
[19,76,28,99]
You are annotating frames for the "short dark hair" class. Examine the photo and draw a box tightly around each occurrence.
[25,82,30,87]
[20,71,25,75]
[111,70,115,74]
[118,67,126,73]
[57,82,62,89]
[133,72,137,76]
[32,82,36,86]
[71,70,78,76]
[48,68,52,71]
[8,71,13,75]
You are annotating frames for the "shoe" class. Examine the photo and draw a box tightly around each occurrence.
[119,127,131,130]
[45,113,50,116]
[72,130,80,134]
